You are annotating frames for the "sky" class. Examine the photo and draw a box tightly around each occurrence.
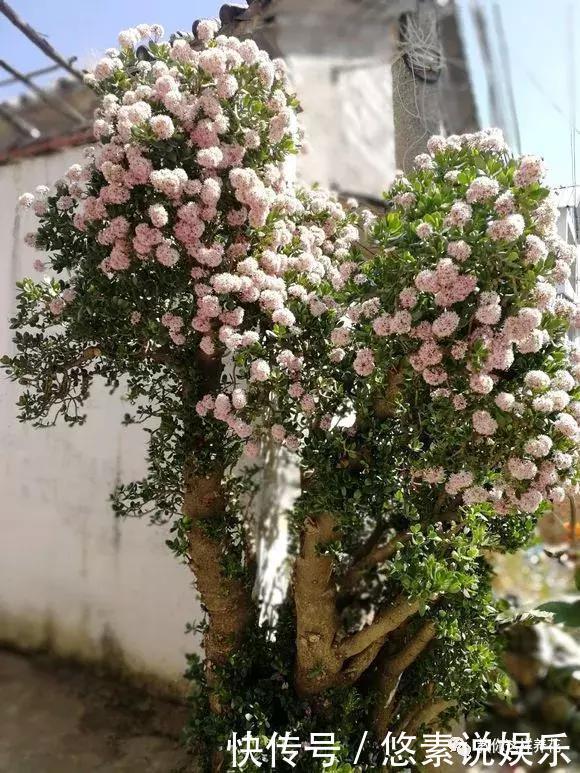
[1,0,579,190]
[0,0,230,93]
[457,0,580,190]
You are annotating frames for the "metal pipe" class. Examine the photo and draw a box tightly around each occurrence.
[0,59,87,125]
[0,0,85,82]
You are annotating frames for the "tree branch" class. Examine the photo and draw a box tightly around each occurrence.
[385,620,437,675]
[398,698,456,735]
[373,367,404,418]
[372,620,437,737]
[338,596,422,659]
[337,636,389,687]
[57,345,102,371]
[57,342,174,373]
[350,521,388,564]
[341,531,411,592]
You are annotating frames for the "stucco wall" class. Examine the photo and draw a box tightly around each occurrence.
[0,147,201,692]
[287,50,396,198]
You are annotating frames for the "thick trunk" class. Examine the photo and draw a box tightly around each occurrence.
[293,512,423,700]
[184,352,255,771]
[185,466,254,772]
[185,467,253,699]
[183,353,440,760]
[293,512,344,695]
[184,465,254,772]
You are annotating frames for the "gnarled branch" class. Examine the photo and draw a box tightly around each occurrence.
[338,636,389,687]
[341,531,411,592]
[338,596,422,658]
[399,698,455,735]
[372,620,437,737]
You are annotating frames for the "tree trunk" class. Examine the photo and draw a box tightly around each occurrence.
[185,467,253,702]
[184,466,254,772]
[293,512,344,695]
[184,353,255,771]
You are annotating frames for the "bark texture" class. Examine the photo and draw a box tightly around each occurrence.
[372,620,437,737]
[184,353,255,772]
[185,467,253,704]
[293,512,427,702]
[400,698,455,735]
[185,466,254,773]
[294,512,345,695]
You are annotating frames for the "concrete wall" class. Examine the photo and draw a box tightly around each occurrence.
[281,24,397,197]
[291,55,396,196]
[0,147,201,692]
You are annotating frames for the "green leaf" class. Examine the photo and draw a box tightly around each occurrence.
[537,599,580,627]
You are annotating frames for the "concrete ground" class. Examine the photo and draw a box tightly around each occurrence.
[0,649,192,772]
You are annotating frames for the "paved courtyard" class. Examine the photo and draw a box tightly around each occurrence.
[0,649,192,772]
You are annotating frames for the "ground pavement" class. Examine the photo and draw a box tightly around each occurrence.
[0,649,191,772]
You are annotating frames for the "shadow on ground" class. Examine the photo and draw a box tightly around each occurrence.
[0,649,192,772]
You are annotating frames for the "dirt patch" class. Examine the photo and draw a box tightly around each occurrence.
[0,649,194,772]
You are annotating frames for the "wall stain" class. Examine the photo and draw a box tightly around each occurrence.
[0,607,188,699]
[111,438,122,555]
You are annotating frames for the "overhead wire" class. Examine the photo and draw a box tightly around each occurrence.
[0,0,84,82]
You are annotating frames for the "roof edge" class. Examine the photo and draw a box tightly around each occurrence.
[0,126,92,165]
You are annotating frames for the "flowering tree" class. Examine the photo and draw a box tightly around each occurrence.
[4,18,580,772]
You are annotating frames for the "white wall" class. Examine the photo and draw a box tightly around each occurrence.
[291,56,396,196]
[0,147,201,692]
[279,15,397,196]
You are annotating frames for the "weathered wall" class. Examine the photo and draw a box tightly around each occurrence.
[290,55,396,196]
[0,147,201,692]
[281,25,397,197]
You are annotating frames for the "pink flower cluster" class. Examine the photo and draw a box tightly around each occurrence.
[444,201,472,229]
[353,348,375,377]
[20,20,367,456]
[195,391,252,439]
[414,260,478,308]
[487,214,525,242]
[514,155,545,187]
[465,176,499,204]
[346,129,580,516]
